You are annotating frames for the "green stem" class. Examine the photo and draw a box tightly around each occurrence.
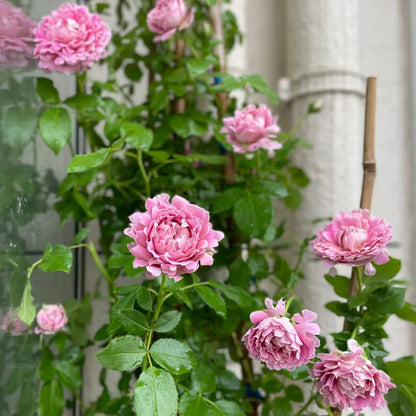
[288,111,309,136]
[180,281,211,291]
[326,405,335,416]
[145,275,167,350]
[294,392,319,416]
[73,390,87,412]
[137,150,151,197]
[87,242,115,302]
[285,296,295,312]
[350,325,359,339]
[356,266,363,295]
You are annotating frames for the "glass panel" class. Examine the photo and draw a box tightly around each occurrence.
[0,1,78,414]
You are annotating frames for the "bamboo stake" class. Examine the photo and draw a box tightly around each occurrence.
[332,78,377,416]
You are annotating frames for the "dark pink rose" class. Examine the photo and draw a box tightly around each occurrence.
[312,339,395,414]
[1,308,27,335]
[35,304,67,334]
[0,0,36,70]
[34,3,111,75]
[311,209,393,275]
[220,104,282,157]
[147,0,195,42]
[124,194,224,282]
[242,298,320,371]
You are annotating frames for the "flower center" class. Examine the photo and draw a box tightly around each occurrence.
[337,225,368,251]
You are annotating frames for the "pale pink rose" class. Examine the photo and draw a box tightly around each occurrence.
[35,304,67,334]
[242,298,320,371]
[0,0,36,70]
[311,209,392,276]
[147,0,195,42]
[34,3,111,75]
[312,339,395,415]
[220,104,282,157]
[124,194,224,282]
[1,308,27,335]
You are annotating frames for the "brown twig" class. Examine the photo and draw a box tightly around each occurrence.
[174,39,186,114]
[333,78,377,416]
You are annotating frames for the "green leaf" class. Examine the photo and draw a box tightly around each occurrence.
[179,392,210,416]
[209,281,254,310]
[2,106,37,153]
[168,115,208,138]
[209,400,245,416]
[137,286,153,311]
[73,228,90,244]
[367,286,406,317]
[324,274,350,298]
[55,361,82,390]
[65,93,99,109]
[247,253,269,279]
[39,107,73,154]
[228,258,252,288]
[387,386,416,416]
[241,74,279,104]
[285,385,304,402]
[96,335,146,371]
[38,379,65,416]
[386,360,416,386]
[233,192,273,238]
[271,397,292,416]
[150,338,195,375]
[186,59,212,78]
[396,302,416,324]
[68,148,114,173]
[192,364,217,393]
[115,309,150,335]
[121,121,154,151]
[252,180,288,199]
[154,310,182,333]
[39,244,73,273]
[150,88,169,114]
[36,78,60,105]
[288,167,310,187]
[195,286,227,318]
[17,278,36,326]
[134,367,178,416]
[277,365,309,380]
[348,294,368,309]
[7,269,26,307]
[363,257,401,290]
[212,188,245,214]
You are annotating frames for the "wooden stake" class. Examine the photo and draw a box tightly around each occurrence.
[333,77,377,416]
[173,39,187,114]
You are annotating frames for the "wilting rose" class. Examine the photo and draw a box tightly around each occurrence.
[147,0,195,42]
[0,0,36,70]
[312,339,395,415]
[124,194,224,282]
[35,304,67,334]
[311,209,393,275]
[1,308,27,335]
[220,104,281,157]
[242,298,320,371]
[34,3,111,75]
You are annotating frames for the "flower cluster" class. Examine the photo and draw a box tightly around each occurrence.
[125,194,224,281]
[0,0,36,70]
[147,0,194,42]
[221,104,282,157]
[312,339,395,414]
[311,208,392,275]
[242,298,320,370]
[34,3,111,75]
[1,305,67,336]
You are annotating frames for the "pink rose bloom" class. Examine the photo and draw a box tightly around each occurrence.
[35,304,68,334]
[34,3,111,75]
[220,104,282,157]
[1,308,27,335]
[0,0,36,70]
[242,298,320,371]
[311,209,393,276]
[124,194,224,282]
[147,0,195,42]
[312,339,395,415]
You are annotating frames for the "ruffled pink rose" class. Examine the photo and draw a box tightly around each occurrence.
[34,3,111,75]
[0,0,36,70]
[220,104,282,157]
[311,209,393,275]
[242,298,320,371]
[312,339,395,415]
[35,304,68,334]
[124,194,224,282]
[1,308,27,335]
[147,0,195,42]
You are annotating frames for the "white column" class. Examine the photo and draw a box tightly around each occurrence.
[286,0,365,335]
